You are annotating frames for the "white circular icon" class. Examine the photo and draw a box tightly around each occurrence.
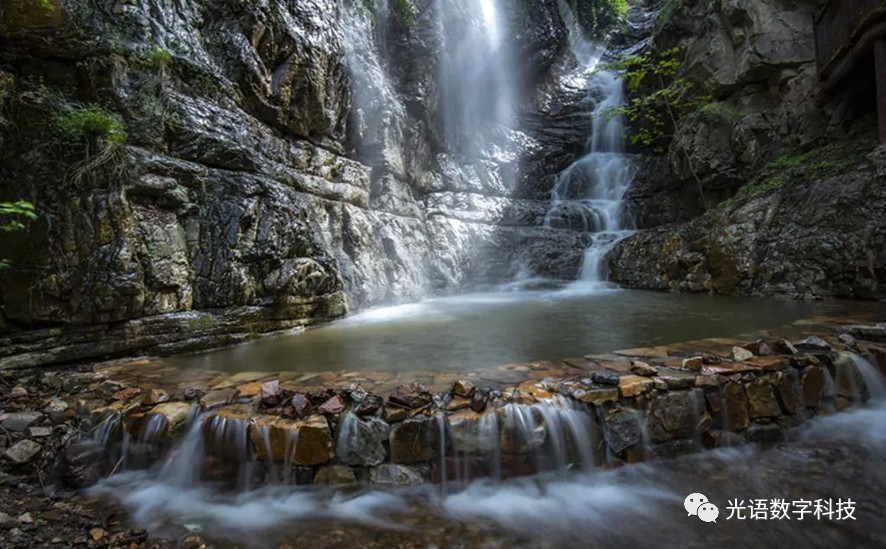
[684,493,708,516]
[697,502,720,523]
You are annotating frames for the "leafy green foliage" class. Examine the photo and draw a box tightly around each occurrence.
[603,47,709,153]
[53,104,127,145]
[567,0,629,36]
[145,46,172,69]
[391,0,417,29]
[719,137,874,208]
[0,201,37,270]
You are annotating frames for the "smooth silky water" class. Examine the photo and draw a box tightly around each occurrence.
[173,287,815,373]
[87,1,886,547]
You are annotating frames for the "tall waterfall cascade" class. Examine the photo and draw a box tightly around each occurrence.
[437,0,517,158]
[546,2,637,286]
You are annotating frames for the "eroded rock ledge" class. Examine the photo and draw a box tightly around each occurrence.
[3,310,884,491]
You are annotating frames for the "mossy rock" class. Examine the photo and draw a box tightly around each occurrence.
[0,0,64,30]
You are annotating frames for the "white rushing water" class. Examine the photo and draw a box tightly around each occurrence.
[437,0,517,157]
[545,2,637,286]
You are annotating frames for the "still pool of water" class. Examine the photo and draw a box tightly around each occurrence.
[172,285,815,373]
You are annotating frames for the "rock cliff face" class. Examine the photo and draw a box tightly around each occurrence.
[608,0,886,299]
[0,0,600,365]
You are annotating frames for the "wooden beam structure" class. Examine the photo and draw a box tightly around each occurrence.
[876,39,886,144]
[815,0,886,143]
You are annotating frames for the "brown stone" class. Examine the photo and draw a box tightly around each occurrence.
[389,383,431,409]
[576,387,619,405]
[770,340,798,355]
[723,382,749,431]
[775,370,801,414]
[145,402,192,438]
[384,405,410,423]
[746,356,790,371]
[469,392,488,413]
[658,369,696,389]
[260,380,283,407]
[704,389,723,414]
[630,361,657,377]
[251,415,332,465]
[235,381,264,398]
[746,378,781,419]
[514,380,553,402]
[390,418,432,463]
[354,394,382,416]
[445,395,471,411]
[313,465,356,485]
[647,390,701,443]
[112,387,142,401]
[317,395,345,417]
[743,340,772,356]
[834,353,866,399]
[143,388,170,406]
[802,366,826,408]
[199,388,239,410]
[453,379,475,398]
[731,346,754,362]
[619,375,654,398]
[682,357,704,371]
[289,393,314,419]
[694,374,725,387]
[701,362,760,375]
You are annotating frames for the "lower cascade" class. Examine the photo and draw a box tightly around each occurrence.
[88,351,885,489]
[70,344,886,545]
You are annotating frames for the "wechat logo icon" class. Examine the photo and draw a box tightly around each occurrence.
[685,493,719,523]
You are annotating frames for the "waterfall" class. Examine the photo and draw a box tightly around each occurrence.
[546,3,636,286]
[340,0,407,169]
[849,353,886,402]
[437,0,517,158]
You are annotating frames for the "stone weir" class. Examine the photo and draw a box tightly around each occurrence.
[15,309,886,490]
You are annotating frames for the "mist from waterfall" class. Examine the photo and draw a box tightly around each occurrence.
[340,0,407,169]
[437,0,517,158]
[546,2,637,286]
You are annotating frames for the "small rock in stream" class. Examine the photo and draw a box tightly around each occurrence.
[260,380,283,407]
[289,393,314,419]
[1,411,44,432]
[732,346,754,362]
[630,361,657,376]
[453,379,476,397]
[4,439,42,464]
[318,395,345,416]
[354,394,382,416]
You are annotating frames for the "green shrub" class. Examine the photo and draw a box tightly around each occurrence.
[53,104,127,145]
[147,46,172,68]
[0,200,37,270]
[391,0,416,29]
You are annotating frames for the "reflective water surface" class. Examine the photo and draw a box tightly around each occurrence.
[173,285,815,373]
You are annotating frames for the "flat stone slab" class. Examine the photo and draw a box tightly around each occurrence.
[4,440,42,464]
[0,412,44,432]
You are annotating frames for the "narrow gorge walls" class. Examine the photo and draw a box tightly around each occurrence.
[0,0,620,366]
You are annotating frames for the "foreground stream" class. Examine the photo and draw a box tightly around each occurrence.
[90,401,886,548]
